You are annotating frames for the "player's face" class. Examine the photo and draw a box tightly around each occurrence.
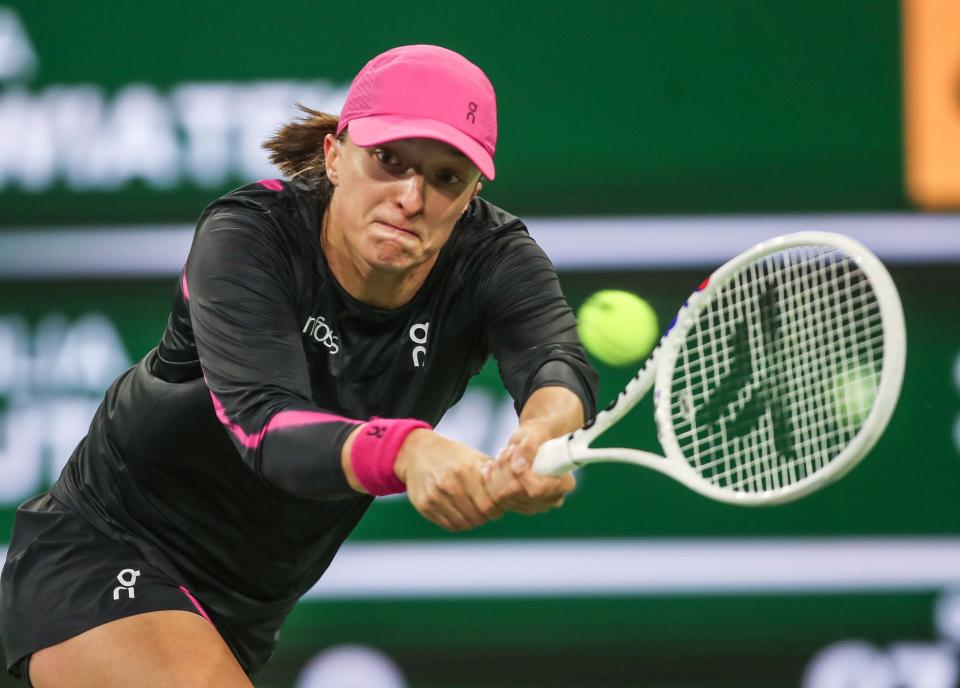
[324,133,482,275]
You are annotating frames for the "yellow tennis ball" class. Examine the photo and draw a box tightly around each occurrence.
[832,363,879,427]
[577,290,659,366]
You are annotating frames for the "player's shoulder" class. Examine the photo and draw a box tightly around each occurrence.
[197,178,319,238]
[449,197,549,271]
[453,197,538,253]
[460,197,523,233]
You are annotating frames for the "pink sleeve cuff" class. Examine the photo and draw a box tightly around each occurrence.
[350,417,431,496]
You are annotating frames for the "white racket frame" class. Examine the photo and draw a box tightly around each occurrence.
[533,231,907,505]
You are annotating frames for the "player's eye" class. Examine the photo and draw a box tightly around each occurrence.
[436,169,462,185]
[374,148,400,166]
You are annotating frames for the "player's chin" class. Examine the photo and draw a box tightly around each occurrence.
[369,244,419,271]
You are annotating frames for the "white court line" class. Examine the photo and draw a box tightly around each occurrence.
[5,538,957,599]
[307,538,960,598]
[527,213,960,269]
[1,213,957,278]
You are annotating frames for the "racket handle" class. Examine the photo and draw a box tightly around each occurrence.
[532,435,576,476]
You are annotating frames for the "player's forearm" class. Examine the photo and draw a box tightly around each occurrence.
[252,415,363,500]
[338,424,433,493]
[339,421,432,495]
[518,386,584,438]
[340,425,367,493]
[481,386,580,510]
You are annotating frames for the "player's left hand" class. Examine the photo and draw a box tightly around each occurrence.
[482,421,575,515]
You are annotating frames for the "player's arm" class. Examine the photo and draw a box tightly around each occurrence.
[479,233,599,513]
[188,208,420,502]
[340,425,505,532]
[480,386,581,514]
[510,385,585,471]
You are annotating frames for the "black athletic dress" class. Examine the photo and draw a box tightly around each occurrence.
[0,179,598,681]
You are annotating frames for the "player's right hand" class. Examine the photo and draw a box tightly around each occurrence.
[394,429,504,532]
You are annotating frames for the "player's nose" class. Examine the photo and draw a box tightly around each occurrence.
[394,173,425,216]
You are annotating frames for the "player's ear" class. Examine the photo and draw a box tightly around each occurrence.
[324,134,341,186]
[461,180,482,216]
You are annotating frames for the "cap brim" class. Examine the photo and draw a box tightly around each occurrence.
[346,115,495,180]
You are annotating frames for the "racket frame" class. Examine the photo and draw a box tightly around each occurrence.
[534,231,906,506]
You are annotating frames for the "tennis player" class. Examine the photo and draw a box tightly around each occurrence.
[0,45,597,687]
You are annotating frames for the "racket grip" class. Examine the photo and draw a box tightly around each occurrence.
[532,435,576,476]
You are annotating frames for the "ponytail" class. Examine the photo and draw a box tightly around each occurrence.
[262,104,339,187]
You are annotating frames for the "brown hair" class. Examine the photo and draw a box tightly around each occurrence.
[262,105,340,196]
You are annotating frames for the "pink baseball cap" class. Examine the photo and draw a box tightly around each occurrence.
[336,45,498,180]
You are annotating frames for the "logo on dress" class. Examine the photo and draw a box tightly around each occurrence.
[113,568,141,600]
[303,315,340,354]
[409,321,429,368]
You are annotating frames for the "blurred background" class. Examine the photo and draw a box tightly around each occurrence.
[1,1,959,685]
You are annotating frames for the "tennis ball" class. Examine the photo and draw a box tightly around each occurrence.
[831,363,879,427]
[577,290,659,366]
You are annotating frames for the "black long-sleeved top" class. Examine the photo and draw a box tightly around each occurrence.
[49,178,597,668]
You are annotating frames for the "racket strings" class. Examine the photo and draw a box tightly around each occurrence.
[723,252,878,489]
[713,253,880,490]
[669,245,884,493]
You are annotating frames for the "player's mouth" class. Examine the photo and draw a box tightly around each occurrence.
[376,221,418,238]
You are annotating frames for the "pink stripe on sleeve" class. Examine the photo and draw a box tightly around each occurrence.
[181,271,190,300]
[263,409,362,433]
[208,389,360,450]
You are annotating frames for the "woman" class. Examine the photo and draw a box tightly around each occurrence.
[0,44,597,687]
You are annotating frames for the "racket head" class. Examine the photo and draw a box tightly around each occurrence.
[652,231,906,505]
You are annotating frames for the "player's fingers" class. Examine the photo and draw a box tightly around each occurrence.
[494,444,525,475]
[515,431,542,462]
[483,458,525,506]
[480,488,541,515]
[439,495,486,530]
[488,453,571,514]
[518,468,574,500]
[411,497,458,532]
[489,483,550,514]
[415,482,477,531]
[426,498,476,531]
[494,472,570,514]
[485,459,561,514]
[507,443,533,474]
[468,475,505,521]
[502,422,553,475]
[434,512,470,533]
[435,475,493,529]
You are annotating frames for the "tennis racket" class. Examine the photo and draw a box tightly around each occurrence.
[534,231,906,505]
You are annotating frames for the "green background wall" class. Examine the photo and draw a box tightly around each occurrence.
[1,1,958,685]
[1,0,905,222]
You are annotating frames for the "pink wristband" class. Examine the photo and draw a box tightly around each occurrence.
[350,417,431,496]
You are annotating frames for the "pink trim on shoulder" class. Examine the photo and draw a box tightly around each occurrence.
[258,179,284,191]
[208,389,360,450]
[180,271,190,300]
[178,586,212,624]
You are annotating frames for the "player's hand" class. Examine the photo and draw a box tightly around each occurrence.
[482,421,575,515]
[394,429,504,532]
